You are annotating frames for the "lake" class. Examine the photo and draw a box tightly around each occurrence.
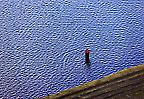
[0,0,144,98]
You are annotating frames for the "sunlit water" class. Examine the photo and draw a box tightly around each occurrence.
[0,0,144,98]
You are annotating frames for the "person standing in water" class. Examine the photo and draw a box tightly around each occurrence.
[85,49,90,64]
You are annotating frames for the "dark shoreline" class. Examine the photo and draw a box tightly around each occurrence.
[39,64,144,99]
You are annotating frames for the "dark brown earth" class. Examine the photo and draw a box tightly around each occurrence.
[39,64,144,99]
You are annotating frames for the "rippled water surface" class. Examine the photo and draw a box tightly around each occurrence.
[0,0,144,98]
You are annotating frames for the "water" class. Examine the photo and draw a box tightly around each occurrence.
[0,0,144,98]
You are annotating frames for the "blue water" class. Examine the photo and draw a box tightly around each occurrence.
[0,0,144,98]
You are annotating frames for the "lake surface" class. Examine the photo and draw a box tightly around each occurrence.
[0,0,144,98]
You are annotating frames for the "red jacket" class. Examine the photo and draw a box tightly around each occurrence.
[85,49,90,54]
